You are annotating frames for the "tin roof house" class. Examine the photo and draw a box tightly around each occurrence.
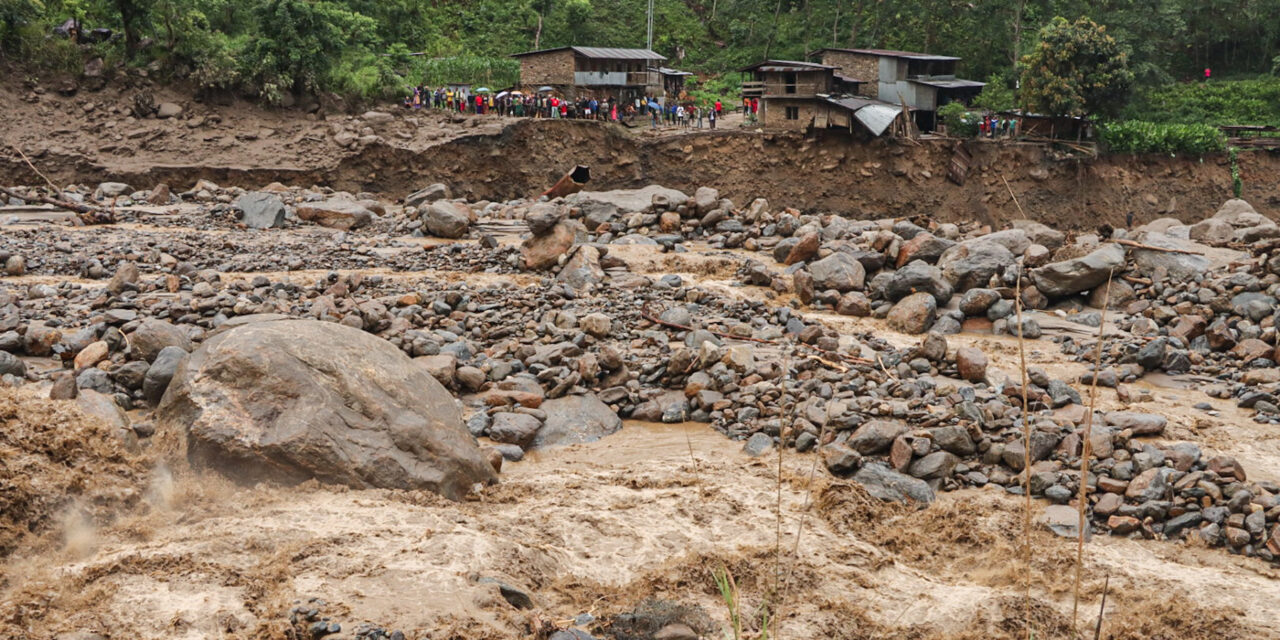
[739,60,902,136]
[813,48,984,131]
[512,46,677,102]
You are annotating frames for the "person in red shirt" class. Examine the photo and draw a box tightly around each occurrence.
[714,99,722,117]
[550,96,560,118]
[475,94,484,114]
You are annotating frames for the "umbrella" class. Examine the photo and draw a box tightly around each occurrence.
[474,87,491,93]
[537,86,554,93]
[647,101,661,110]
[495,91,509,99]
[510,90,524,96]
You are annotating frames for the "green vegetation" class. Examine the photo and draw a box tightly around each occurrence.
[1098,120,1226,155]
[938,101,979,137]
[973,74,1016,112]
[1122,77,1280,127]
[1229,146,1243,197]
[1019,17,1133,120]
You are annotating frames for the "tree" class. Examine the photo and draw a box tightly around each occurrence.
[1018,16,1134,119]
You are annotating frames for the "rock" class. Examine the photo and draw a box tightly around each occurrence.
[156,319,496,499]
[405,183,451,208]
[885,261,953,305]
[1041,504,1084,538]
[580,313,612,338]
[234,192,287,229]
[1002,431,1060,470]
[654,623,698,640]
[522,219,583,270]
[848,419,908,455]
[295,199,374,230]
[908,451,959,480]
[958,288,1001,316]
[1189,218,1234,245]
[1125,467,1171,502]
[929,425,975,456]
[1029,244,1125,298]
[938,241,1014,291]
[854,462,935,505]
[784,232,821,265]
[525,203,564,235]
[423,201,471,238]
[822,443,862,474]
[49,372,78,400]
[808,252,865,292]
[1088,279,1135,309]
[456,366,486,391]
[895,232,955,266]
[488,412,542,448]
[107,261,140,295]
[94,182,132,200]
[416,354,457,387]
[73,340,110,369]
[743,432,774,456]
[571,186,688,214]
[693,186,720,214]
[835,292,872,316]
[955,347,987,382]
[1012,220,1065,250]
[129,319,192,363]
[532,395,621,448]
[23,322,61,357]
[4,256,24,276]
[1212,199,1266,227]
[1129,232,1211,280]
[1206,455,1246,482]
[0,351,25,377]
[155,102,182,118]
[556,245,605,290]
[887,292,937,334]
[1104,411,1166,436]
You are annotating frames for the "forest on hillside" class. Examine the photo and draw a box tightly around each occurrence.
[1,0,1279,116]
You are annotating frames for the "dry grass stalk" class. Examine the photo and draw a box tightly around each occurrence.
[1093,573,1110,640]
[1014,274,1033,640]
[1073,272,1113,628]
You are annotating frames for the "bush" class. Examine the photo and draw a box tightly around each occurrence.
[1099,120,1226,155]
[1123,77,1280,127]
[938,102,979,137]
[972,74,1016,112]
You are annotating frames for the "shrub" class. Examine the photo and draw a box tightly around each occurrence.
[1099,120,1226,155]
[938,102,979,137]
[1123,77,1280,127]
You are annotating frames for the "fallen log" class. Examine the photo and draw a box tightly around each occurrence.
[0,186,115,224]
[1115,239,1203,255]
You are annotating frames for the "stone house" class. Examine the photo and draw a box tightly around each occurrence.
[739,60,839,132]
[512,46,667,102]
[813,48,984,131]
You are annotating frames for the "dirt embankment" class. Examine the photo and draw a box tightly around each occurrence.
[3,80,1278,230]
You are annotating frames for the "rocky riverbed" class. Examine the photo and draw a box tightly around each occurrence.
[1,176,1279,640]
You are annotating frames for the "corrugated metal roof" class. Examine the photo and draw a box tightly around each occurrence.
[822,97,903,136]
[654,67,694,76]
[511,46,666,61]
[740,59,836,72]
[833,74,865,84]
[910,78,985,89]
[816,47,959,62]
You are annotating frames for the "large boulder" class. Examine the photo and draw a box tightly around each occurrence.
[295,199,374,230]
[938,241,1014,291]
[1012,220,1065,250]
[234,192,286,229]
[156,319,496,499]
[569,186,689,214]
[854,462,935,505]
[808,252,865,292]
[885,260,953,304]
[129,319,192,363]
[556,245,605,290]
[1029,243,1125,298]
[424,201,471,238]
[887,292,937,334]
[522,219,585,270]
[1212,199,1268,228]
[405,183,451,208]
[1129,231,1211,280]
[532,394,622,448]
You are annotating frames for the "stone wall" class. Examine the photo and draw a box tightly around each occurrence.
[519,49,575,87]
[821,51,880,98]
[761,98,819,131]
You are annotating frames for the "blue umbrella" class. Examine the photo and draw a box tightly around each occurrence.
[647,101,661,110]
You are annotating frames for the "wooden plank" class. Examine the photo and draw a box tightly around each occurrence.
[948,144,971,186]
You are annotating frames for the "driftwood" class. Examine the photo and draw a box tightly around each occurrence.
[0,185,115,224]
[1115,239,1203,255]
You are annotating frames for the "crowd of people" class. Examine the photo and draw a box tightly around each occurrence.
[403,84,739,130]
[978,113,1017,138]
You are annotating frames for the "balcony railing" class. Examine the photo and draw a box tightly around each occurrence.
[574,71,658,86]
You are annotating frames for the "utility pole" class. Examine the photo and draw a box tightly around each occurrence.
[646,0,654,50]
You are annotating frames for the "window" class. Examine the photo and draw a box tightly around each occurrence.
[784,72,797,94]
[785,107,799,120]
